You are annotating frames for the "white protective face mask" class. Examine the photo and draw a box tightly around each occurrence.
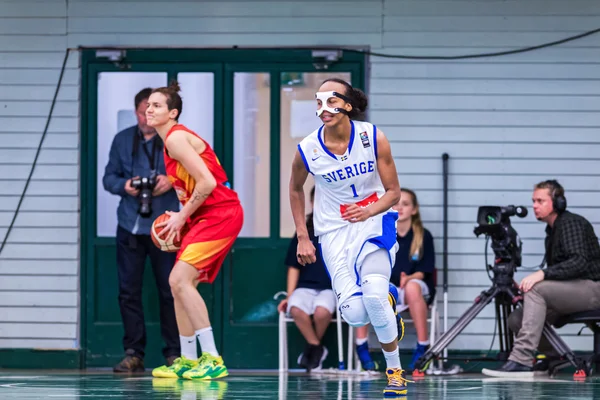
[315,90,352,117]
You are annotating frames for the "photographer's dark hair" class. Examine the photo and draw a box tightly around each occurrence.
[152,80,183,121]
[321,78,368,120]
[134,87,153,110]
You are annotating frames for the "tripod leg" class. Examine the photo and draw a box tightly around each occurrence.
[414,286,500,370]
[497,302,514,360]
[542,323,585,373]
[496,301,505,356]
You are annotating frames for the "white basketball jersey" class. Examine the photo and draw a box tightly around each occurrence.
[298,120,385,237]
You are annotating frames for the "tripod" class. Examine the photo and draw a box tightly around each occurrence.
[413,259,591,376]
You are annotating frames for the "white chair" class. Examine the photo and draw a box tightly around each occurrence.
[276,291,354,373]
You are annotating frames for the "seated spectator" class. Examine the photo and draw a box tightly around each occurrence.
[278,187,335,371]
[390,188,436,371]
[482,180,600,377]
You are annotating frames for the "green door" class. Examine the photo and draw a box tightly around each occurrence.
[81,50,365,369]
[219,64,364,369]
[81,59,224,368]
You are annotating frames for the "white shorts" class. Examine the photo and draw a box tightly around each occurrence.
[395,279,430,313]
[287,288,337,315]
[318,211,399,305]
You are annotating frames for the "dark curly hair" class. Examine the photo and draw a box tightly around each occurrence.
[320,78,368,120]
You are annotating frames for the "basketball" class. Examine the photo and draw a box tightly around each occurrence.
[151,213,189,252]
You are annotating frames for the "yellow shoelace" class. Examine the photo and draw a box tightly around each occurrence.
[388,369,414,386]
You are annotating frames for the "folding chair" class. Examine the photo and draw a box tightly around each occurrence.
[276,291,353,373]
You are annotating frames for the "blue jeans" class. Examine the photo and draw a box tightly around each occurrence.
[116,225,180,359]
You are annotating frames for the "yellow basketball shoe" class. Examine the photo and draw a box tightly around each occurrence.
[152,356,198,378]
[182,352,229,380]
[383,368,412,397]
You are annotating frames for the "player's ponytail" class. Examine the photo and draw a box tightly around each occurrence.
[152,80,183,121]
[348,87,368,121]
[320,78,368,121]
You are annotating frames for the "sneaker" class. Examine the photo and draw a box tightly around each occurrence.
[113,349,145,373]
[388,284,405,341]
[297,343,313,370]
[481,360,533,378]
[409,344,430,371]
[307,344,328,371]
[152,356,198,378]
[383,368,412,397]
[356,342,378,371]
[182,352,229,380]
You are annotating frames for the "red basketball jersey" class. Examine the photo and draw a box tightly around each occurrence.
[164,124,240,222]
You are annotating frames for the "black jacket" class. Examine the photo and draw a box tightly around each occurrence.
[544,210,600,281]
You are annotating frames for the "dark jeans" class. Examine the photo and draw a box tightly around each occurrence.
[116,225,180,360]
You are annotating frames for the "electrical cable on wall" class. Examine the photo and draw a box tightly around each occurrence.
[80,27,600,61]
[342,27,600,60]
[0,49,71,256]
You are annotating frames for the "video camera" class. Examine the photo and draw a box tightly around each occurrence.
[473,205,528,267]
[131,171,157,218]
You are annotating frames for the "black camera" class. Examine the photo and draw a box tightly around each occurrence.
[474,205,528,267]
[131,171,157,218]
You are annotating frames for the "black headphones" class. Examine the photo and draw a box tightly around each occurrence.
[546,179,567,213]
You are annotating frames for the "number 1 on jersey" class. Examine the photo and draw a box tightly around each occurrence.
[350,184,359,198]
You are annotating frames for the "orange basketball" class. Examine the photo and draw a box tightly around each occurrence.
[151,213,189,252]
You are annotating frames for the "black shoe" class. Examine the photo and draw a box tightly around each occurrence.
[307,344,328,371]
[113,349,145,373]
[298,343,313,370]
[533,355,549,372]
[481,360,533,378]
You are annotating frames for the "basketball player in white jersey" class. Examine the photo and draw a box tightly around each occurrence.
[289,78,410,397]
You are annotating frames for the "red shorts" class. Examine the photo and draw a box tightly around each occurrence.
[177,204,243,283]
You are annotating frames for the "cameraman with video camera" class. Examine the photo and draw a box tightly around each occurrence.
[103,88,181,373]
[482,180,600,377]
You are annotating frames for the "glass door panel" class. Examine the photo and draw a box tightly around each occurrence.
[279,72,352,238]
[177,72,215,148]
[96,72,167,238]
[233,72,271,238]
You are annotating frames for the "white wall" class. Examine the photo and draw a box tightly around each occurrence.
[1,0,599,352]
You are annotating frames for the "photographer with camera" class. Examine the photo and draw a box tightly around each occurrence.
[102,88,181,372]
[482,180,600,377]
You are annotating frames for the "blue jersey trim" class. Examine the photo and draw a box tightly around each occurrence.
[348,120,355,155]
[297,144,313,175]
[318,121,356,161]
[318,125,337,160]
[353,211,399,285]
[318,243,331,280]
[372,123,378,159]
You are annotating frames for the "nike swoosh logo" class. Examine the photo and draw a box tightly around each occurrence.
[312,156,320,161]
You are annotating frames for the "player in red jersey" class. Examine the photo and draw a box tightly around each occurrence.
[145,81,243,380]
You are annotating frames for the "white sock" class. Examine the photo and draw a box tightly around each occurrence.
[382,347,401,369]
[180,335,197,360]
[418,340,430,346]
[356,337,368,346]
[196,327,219,357]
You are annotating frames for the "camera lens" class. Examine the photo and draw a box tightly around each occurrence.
[138,187,152,217]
